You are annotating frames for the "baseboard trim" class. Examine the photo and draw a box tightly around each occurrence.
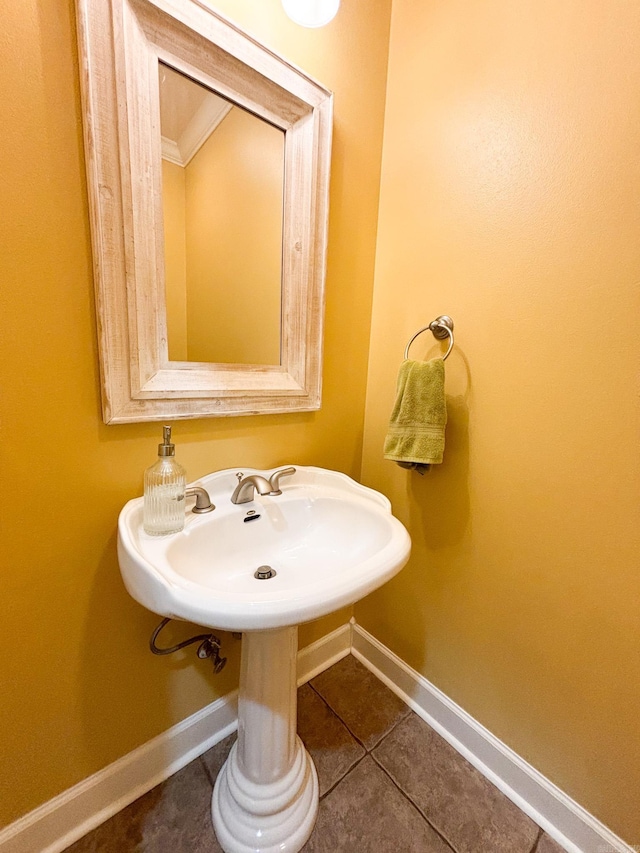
[297,622,352,685]
[2,621,630,853]
[351,623,633,853]
[0,624,350,853]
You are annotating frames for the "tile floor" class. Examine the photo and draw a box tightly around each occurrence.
[65,655,565,853]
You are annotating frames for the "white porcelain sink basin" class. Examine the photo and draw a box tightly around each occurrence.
[118,466,411,632]
[118,466,411,852]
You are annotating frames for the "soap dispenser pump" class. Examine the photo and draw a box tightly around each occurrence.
[143,425,187,536]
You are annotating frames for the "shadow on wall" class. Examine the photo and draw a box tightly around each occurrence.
[77,530,241,776]
[355,362,471,671]
[408,392,470,552]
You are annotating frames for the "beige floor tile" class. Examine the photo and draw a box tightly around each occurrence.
[200,733,235,787]
[298,683,366,795]
[310,655,410,749]
[373,712,539,853]
[302,755,452,852]
[63,759,220,853]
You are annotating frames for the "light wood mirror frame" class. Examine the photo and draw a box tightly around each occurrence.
[76,0,333,423]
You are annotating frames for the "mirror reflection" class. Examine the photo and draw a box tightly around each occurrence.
[159,63,285,365]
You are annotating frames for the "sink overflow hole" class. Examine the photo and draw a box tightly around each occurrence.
[254,566,277,580]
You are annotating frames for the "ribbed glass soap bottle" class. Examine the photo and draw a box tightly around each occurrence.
[143,425,186,536]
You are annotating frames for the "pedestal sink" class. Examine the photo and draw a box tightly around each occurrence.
[118,466,411,853]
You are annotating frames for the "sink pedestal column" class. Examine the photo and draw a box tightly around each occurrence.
[212,626,318,853]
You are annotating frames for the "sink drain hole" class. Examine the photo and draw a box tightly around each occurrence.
[254,566,277,580]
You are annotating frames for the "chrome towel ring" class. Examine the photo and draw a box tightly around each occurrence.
[404,315,455,361]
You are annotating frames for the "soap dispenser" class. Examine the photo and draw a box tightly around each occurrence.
[143,425,187,535]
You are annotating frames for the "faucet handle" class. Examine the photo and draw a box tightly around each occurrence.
[185,486,215,514]
[268,466,296,495]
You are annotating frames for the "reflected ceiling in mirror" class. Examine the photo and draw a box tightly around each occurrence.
[75,0,332,423]
[159,64,284,367]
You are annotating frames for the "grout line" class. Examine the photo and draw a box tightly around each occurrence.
[302,681,372,800]
[318,752,370,802]
[370,752,458,853]
[198,753,217,790]
[364,703,413,752]
[371,736,543,853]
[308,663,458,852]
[307,680,370,751]
[307,658,413,753]
[368,704,412,749]
[370,718,541,853]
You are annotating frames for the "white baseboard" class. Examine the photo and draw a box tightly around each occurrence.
[297,622,351,685]
[0,623,351,853]
[351,622,634,853]
[0,692,238,853]
[1,621,630,853]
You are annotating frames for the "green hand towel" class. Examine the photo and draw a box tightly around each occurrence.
[384,357,447,470]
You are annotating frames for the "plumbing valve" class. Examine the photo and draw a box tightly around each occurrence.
[197,636,227,674]
[149,617,227,675]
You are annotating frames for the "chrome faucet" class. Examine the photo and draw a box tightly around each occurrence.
[185,487,215,514]
[231,467,296,504]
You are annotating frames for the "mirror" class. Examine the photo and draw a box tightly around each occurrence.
[76,0,332,423]
[159,64,284,366]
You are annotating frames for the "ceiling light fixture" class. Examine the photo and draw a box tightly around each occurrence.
[281,0,340,28]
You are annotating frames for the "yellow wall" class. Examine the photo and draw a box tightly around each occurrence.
[163,108,284,364]
[0,0,392,827]
[358,0,640,843]
[185,106,283,364]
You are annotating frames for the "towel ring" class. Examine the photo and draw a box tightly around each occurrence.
[404,315,455,361]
